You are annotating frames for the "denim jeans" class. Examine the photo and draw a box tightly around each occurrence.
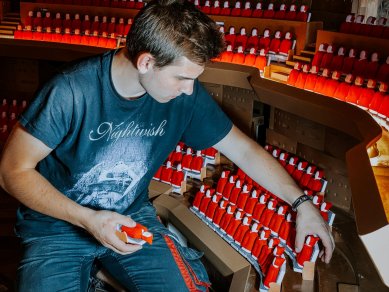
[16,202,210,292]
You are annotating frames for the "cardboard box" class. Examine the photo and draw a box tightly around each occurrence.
[153,194,252,292]
[148,180,172,199]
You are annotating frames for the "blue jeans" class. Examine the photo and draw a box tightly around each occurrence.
[16,202,210,291]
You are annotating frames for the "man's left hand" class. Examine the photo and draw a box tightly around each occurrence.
[295,201,335,263]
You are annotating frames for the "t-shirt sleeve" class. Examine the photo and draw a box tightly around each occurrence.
[19,73,74,149]
[181,80,232,150]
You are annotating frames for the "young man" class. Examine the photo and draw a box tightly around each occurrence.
[0,0,334,290]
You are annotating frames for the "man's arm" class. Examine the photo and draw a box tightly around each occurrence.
[0,123,141,254]
[213,125,334,263]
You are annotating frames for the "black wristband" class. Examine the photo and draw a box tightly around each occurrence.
[292,194,312,212]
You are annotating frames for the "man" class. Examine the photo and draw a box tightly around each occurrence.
[0,0,334,290]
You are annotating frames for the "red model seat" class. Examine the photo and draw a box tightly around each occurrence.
[285,4,297,20]
[339,14,355,34]
[220,1,231,16]
[273,4,287,20]
[353,50,369,79]
[329,47,345,72]
[278,32,293,56]
[303,66,319,91]
[345,76,364,104]
[295,5,309,22]
[225,26,236,48]
[268,31,282,54]
[231,46,245,65]
[359,16,376,36]
[311,43,327,68]
[333,74,354,101]
[263,3,275,19]
[252,3,263,18]
[295,64,310,89]
[210,0,221,15]
[231,1,242,16]
[341,49,357,75]
[376,57,389,83]
[254,49,268,72]
[234,27,248,50]
[241,1,252,17]
[243,48,256,66]
[319,44,335,70]
[322,71,341,97]
[313,69,331,95]
[365,52,380,80]
[287,62,302,86]
[246,28,259,51]
[357,79,376,109]
[371,17,387,38]
[349,14,364,34]
[258,29,271,50]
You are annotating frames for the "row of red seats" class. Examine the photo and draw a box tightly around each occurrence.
[196,167,332,235]
[36,0,144,9]
[264,144,327,194]
[339,14,389,39]
[152,142,218,187]
[311,44,389,83]
[191,166,332,280]
[24,11,132,37]
[222,26,294,55]
[191,0,310,22]
[192,180,289,288]
[0,98,27,117]
[14,27,118,49]
[214,46,268,71]
[287,64,389,120]
[165,142,218,165]
[0,98,29,144]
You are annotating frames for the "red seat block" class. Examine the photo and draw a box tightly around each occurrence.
[263,3,275,19]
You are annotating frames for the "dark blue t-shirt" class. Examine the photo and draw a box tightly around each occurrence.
[17,50,232,233]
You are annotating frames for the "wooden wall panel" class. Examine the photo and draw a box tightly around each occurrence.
[273,108,326,151]
[221,86,255,136]
[266,128,298,154]
[0,57,39,97]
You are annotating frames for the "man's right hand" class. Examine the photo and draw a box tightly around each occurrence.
[82,209,143,255]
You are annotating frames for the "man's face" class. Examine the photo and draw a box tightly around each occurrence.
[139,56,205,103]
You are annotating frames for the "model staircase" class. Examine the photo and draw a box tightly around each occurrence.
[0,12,20,39]
[267,46,316,83]
[292,48,315,64]
[268,63,292,83]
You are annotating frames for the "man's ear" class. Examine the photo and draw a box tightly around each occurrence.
[137,53,155,74]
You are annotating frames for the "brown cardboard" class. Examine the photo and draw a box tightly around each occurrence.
[148,180,172,199]
[153,194,252,292]
[302,261,315,281]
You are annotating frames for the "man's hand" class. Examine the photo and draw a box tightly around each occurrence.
[295,201,335,263]
[83,210,143,255]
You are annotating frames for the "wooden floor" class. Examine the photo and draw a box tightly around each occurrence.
[373,129,389,222]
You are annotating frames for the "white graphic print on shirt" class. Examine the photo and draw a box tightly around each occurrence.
[66,120,165,210]
[70,160,148,209]
[89,120,167,142]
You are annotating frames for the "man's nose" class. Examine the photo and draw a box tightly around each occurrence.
[180,80,194,95]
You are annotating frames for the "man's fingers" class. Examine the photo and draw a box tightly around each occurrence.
[115,215,136,228]
[295,228,307,253]
[317,225,334,263]
[109,236,143,255]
